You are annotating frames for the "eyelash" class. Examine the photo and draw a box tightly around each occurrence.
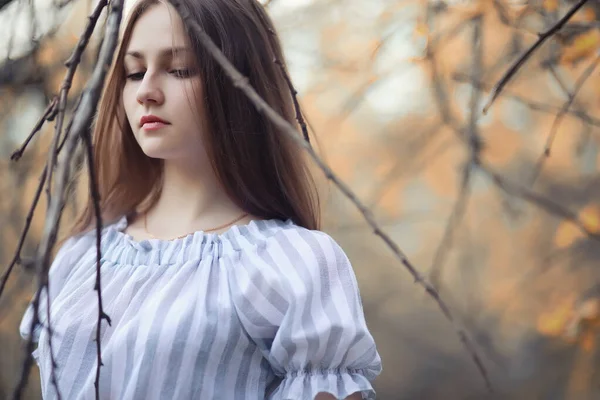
[125,69,193,81]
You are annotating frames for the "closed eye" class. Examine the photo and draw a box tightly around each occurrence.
[125,72,145,81]
[169,69,194,79]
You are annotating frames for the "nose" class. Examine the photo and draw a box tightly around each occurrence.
[135,72,165,105]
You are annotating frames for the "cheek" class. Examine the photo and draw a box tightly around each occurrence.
[121,88,137,125]
[184,81,207,124]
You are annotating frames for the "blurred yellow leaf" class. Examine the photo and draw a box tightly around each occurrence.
[565,298,600,341]
[554,220,583,248]
[571,6,597,23]
[561,30,600,64]
[537,296,575,337]
[413,21,428,39]
[543,0,558,12]
[581,331,595,351]
[557,204,600,247]
[579,204,600,234]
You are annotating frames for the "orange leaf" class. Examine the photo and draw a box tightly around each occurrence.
[561,30,600,64]
[581,331,596,351]
[554,220,583,248]
[544,0,558,12]
[413,21,428,38]
[537,296,576,337]
[579,204,600,235]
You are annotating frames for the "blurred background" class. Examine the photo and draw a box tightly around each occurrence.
[2,0,600,398]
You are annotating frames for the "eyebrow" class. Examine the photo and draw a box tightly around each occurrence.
[125,47,191,60]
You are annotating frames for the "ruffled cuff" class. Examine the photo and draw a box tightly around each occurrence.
[19,302,43,342]
[270,368,377,400]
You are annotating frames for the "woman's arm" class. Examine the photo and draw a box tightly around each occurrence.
[232,229,382,400]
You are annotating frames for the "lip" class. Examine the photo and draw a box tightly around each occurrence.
[140,115,170,127]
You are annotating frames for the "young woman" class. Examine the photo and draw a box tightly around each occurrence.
[20,0,382,398]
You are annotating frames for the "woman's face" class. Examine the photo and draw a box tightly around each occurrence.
[122,2,207,163]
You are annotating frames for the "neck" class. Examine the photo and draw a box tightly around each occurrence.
[146,157,246,234]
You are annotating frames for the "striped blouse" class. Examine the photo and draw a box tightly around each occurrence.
[19,216,382,399]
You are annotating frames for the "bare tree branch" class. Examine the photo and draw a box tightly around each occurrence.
[273,54,310,144]
[82,126,109,400]
[170,0,493,391]
[482,0,591,114]
[47,0,109,206]
[478,161,600,241]
[528,53,600,185]
[11,0,122,398]
[545,55,600,157]
[454,71,600,129]
[430,17,483,291]
[10,97,58,161]
[0,167,47,301]
[430,162,472,289]
[261,20,311,145]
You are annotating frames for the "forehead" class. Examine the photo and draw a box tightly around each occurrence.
[125,2,189,54]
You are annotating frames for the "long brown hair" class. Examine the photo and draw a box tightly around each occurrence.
[69,0,320,237]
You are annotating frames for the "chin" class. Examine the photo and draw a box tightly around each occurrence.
[135,137,176,159]
[137,144,174,159]
[140,148,180,160]
[134,136,206,163]
[138,145,201,163]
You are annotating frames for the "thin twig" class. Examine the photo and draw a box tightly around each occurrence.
[1,94,80,302]
[430,17,483,292]
[545,56,600,157]
[78,1,123,397]
[482,0,591,114]
[6,161,82,394]
[258,17,310,144]
[46,0,109,207]
[7,2,108,397]
[478,161,600,241]
[272,53,310,143]
[0,167,47,300]
[466,17,484,163]
[170,0,493,391]
[365,125,445,208]
[13,0,123,398]
[10,97,58,161]
[454,71,600,129]
[547,64,571,96]
[528,54,600,185]
[82,127,111,399]
[430,164,472,289]
[425,5,467,136]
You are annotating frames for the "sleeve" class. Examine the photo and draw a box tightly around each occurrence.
[232,228,382,400]
[19,235,83,345]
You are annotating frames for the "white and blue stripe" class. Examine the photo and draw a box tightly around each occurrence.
[20,216,382,399]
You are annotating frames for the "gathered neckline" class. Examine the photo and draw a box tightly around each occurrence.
[96,215,295,265]
[113,214,270,245]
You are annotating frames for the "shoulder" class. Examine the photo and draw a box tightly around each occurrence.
[56,226,101,258]
[52,217,121,269]
[261,223,349,265]
[248,223,355,293]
